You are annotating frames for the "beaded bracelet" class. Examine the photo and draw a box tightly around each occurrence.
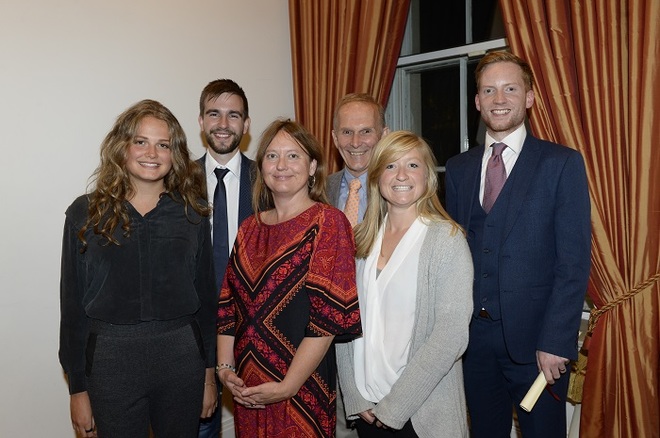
[216,363,236,373]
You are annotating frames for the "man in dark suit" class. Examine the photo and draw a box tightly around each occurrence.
[328,93,388,438]
[196,79,254,438]
[444,51,591,438]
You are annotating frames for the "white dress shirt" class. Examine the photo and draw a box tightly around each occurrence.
[204,152,243,256]
[479,124,527,204]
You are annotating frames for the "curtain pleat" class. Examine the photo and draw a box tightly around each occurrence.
[499,0,660,436]
[288,0,410,173]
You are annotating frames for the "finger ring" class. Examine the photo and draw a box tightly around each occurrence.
[85,427,94,433]
[560,368,566,373]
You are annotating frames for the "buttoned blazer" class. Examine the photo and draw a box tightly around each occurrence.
[444,135,591,363]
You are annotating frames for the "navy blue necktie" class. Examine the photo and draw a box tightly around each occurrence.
[213,167,230,288]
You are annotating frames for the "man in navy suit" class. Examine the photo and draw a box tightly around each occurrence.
[196,79,254,438]
[444,51,591,437]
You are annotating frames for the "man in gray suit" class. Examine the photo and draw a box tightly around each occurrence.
[329,93,388,437]
[328,93,389,218]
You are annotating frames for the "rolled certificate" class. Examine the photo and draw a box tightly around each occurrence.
[519,371,547,412]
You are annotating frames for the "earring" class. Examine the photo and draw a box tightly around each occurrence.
[308,175,316,189]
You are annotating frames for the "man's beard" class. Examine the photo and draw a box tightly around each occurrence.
[205,129,242,155]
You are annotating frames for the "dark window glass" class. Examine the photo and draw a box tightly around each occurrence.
[467,58,483,149]
[419,58,488,170]
[418,65,460,208]
[419,65,461,167]
[472,0,505,42]
[419,1,466,51]
[414,0,505,55]
[420,59,482,207]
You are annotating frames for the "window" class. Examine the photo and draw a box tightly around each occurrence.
[386,0,507,199]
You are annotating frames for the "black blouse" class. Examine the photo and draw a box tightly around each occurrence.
[59,193,216,394]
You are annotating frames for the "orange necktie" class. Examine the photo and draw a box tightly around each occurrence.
[344,178,361,227]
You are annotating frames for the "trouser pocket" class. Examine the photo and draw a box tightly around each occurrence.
[190,319,207,362]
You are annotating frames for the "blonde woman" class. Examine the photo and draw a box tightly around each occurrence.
[336,131,473,437]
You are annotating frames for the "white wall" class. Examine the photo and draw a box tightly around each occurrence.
[0,1,294,436]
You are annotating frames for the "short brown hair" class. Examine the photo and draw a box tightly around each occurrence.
[199,79,249,119]
[475,51,534,91]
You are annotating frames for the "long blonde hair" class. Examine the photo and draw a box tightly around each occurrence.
[354,130,460,259]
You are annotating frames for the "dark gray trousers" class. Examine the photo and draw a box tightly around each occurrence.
[86,318,205,438]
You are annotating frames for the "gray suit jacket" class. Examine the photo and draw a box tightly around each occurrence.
[327,170,343,208]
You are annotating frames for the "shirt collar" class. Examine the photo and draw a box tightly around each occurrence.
[342,169,368,188]
[485,124,527,156]
[205,151,242,177]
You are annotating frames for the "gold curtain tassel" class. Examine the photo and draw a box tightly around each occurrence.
[568,272,660,403]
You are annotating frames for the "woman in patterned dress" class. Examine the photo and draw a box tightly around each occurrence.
[217,119,362,437]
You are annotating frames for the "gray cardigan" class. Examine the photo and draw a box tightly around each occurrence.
[336,221,473,437]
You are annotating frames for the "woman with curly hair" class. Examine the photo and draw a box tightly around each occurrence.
[59,99,217,438]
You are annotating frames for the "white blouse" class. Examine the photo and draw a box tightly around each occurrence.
[353,217,428,402]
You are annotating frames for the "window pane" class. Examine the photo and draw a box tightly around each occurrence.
[467,58,484,149]
[419,0,466,52]
[418,65,461,207]
[419,65,462,167]
[410,0,505,55]
[472,0,506,43]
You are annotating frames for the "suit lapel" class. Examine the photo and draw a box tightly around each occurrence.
[461,146,484,228]
[197,155,206,173]
[501,137,542,242]
[328,172,343,208]
[238,154,254,222]
[200,152,254,222]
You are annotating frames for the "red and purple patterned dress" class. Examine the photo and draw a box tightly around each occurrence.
[217,202,361,437]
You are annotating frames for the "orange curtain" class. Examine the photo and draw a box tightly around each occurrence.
[288,0,410,173]
[499,0,660,436]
